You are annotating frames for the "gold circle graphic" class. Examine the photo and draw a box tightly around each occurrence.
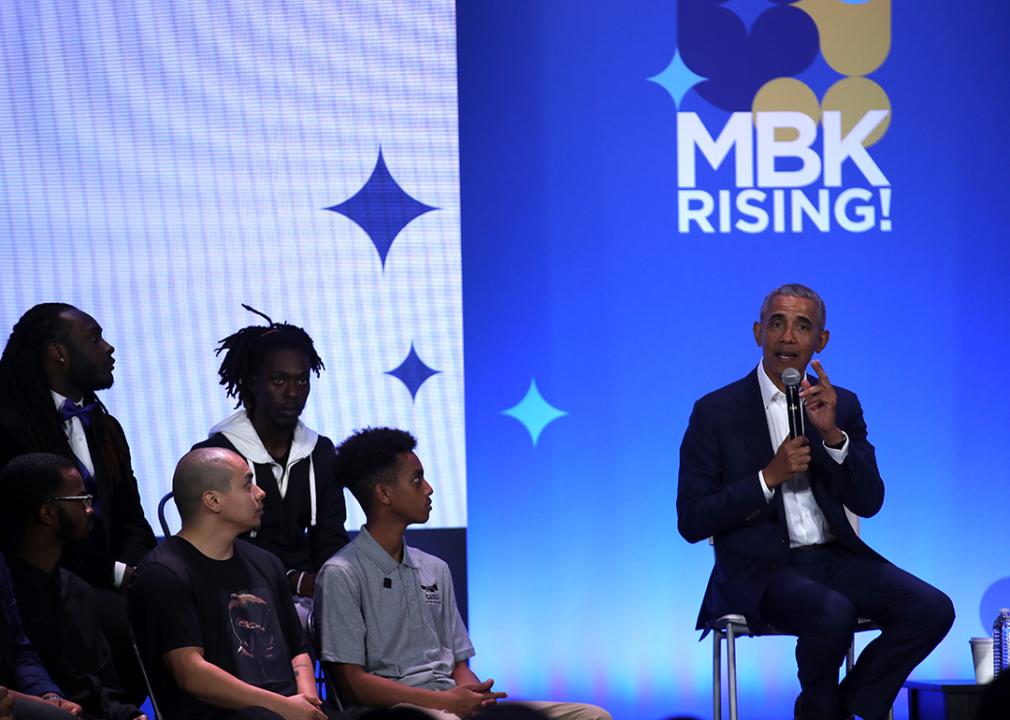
[753,78,821,142]
[821,77,891,147]
[795,0,891,76]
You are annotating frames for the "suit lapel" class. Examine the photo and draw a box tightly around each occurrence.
[736,369,787,522]
[737,369,776,468]
[82,423,113,541]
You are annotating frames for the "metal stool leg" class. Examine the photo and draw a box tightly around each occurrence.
[714,630,722,720]
[727,623,738,720]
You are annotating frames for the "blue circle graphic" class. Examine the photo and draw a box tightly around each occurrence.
[980,577,1010,633]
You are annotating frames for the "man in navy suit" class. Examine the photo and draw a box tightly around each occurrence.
[677,284,953,720]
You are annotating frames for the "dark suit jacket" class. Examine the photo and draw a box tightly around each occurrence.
[0,404,157,588]
[8,556,140,720]
[676,368,885,633]
[0,553,61,697]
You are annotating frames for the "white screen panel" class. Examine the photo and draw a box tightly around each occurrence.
[0,0,465,530]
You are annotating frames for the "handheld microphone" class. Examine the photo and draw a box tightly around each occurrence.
[781,368,805,439]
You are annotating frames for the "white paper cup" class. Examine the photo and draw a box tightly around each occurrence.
[970,637,994,684]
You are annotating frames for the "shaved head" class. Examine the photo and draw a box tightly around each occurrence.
[173,448,247,522]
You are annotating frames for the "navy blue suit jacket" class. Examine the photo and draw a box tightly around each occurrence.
[677,368,886,633]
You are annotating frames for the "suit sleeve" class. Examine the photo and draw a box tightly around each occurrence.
[63,575,141,720]
[309,443,350,571]
[0,557,62,697]
[105,416,157,564]
[65,419,156,587]
[817,391,884,518]
[677,398,772,543]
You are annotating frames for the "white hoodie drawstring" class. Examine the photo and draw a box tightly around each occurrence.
[210,409,320,531]
[275,457,317,527]
[308,459,317,527]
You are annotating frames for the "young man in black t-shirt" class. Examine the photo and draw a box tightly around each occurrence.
[128,448,327,720]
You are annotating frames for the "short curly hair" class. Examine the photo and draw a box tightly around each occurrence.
[334,427,417,515]
[759,283,827,331]
[0,452,76,548]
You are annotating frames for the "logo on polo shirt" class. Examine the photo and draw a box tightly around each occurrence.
[420,582,440,605]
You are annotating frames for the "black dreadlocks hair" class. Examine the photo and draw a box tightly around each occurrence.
[0,303,130,484]
[216,305,325,411]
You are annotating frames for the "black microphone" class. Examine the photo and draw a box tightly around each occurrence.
[781,368,805,439]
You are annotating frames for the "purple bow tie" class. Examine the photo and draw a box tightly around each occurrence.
[60,399,97,428]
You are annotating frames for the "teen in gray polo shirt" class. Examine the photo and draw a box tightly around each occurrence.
[315,428,610,720]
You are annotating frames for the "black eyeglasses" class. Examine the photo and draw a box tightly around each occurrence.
[47,494,93,509]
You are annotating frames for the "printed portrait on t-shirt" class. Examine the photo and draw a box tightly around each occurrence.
[227,590,287,681]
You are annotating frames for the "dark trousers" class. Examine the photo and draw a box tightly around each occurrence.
[163,703,344,720]
[12,700,77,720]
[227,706,344,719]
[759,543,954,720]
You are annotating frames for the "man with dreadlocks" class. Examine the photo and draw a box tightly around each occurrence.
[0,303,157,703]
[193,307,349,626]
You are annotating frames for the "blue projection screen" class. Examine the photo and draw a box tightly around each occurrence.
[0,0,466,532]
[458,1,1010,719]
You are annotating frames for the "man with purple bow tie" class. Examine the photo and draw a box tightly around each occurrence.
[0,303,156,703]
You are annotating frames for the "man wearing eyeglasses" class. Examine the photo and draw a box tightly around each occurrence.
[0,452,145,720]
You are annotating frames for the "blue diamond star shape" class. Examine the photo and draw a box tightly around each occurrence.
[648,49,705,106]
[386,343,440,401]
[325,149,437,268]
[723,0,773,33]
[501,379,568,447]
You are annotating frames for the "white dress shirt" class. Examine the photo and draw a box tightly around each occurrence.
[755,361,849,548]
[51,390,128,587]
[51,390,96,478]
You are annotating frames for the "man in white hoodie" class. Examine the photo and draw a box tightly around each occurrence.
[193,309,349,619]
